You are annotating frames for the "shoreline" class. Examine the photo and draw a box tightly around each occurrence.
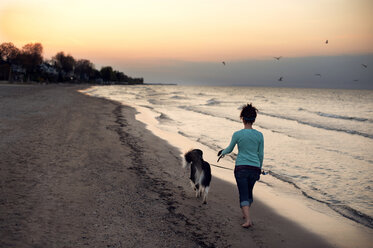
[0,84,368,247]
[82,85,373,248]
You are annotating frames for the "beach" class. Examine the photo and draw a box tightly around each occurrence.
[0,84,349,247]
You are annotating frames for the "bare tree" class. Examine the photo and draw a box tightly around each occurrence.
[0,42,20,63]
[75,59,95,82]
[100,66,114,82]
[19,43,43,81]
[52,52,76,81]
[53,52,76,72]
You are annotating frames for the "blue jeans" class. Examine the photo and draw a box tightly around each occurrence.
[234,166,260,207]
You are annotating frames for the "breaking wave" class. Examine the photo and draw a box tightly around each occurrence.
[298,108,373,123]
[261,112,373,139]
[268,170,373,229]
[205,98,220,106]
[170,95,188,100]
[156,113,173,122]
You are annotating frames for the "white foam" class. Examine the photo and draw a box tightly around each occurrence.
[80,85,373,248]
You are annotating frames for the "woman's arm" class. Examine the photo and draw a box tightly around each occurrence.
[258,135,264,168]
[222,132,238,155]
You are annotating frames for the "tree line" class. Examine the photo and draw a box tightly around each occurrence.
[0,42,143,85]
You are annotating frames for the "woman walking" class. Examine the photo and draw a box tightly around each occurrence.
[218,103,264,228]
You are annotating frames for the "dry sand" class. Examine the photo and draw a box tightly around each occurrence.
[0,84,334,247]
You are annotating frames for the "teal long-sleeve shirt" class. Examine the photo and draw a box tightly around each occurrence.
[222,129,264,168]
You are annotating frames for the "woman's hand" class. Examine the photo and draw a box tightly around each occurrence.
[217,150,224,162]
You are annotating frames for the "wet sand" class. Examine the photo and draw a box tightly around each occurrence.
[0,84,334,247]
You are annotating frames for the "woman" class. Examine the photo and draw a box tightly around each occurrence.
[218,103,264,228]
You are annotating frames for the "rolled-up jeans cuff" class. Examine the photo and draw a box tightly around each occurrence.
[240,200,252,208]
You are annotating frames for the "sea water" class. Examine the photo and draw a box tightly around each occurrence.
[83,85,373,230]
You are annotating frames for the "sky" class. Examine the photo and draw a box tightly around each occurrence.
[0,0,372,89]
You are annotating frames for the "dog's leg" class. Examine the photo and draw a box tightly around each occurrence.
[190,180,197,191]
[197,185,203,198]
[195,180,201,198]
[202,186,209,204]
[190,164,196,182]
[189,165,199,193]
[199,186,204,199]
[193,169,201,197]
[197,171,204,199]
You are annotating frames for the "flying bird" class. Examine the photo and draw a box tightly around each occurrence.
[278,77,283,82]
[222,61,226,66]
[274,56,282,61]
[325,40,328,44]
[315,74,322,77]
[361,64,368,68]
[353,79,359,82]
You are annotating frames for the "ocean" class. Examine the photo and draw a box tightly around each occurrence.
[83,85,373,229]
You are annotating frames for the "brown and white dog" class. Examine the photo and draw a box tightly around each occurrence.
[183,149,212,204]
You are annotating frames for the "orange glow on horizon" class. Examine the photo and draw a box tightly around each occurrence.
[0,0,372,63]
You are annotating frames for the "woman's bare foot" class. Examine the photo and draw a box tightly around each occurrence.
[241,206,252,228]
[242,221,253,228]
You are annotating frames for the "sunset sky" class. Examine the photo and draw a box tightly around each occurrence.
[0,0,372,88]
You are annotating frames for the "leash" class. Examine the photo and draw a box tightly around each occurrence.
[210,163,233,171]
[212,156,268,175]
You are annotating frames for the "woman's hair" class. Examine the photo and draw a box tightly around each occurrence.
[240,103,258,124]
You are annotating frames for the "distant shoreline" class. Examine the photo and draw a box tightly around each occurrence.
[144,83,177,85]
[3,80,373,91]
[0,80,146,86]
[0,80,177,86]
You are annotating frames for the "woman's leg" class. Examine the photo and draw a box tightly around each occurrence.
[235,170,252,227]
[242,172,259,227]
[235,171,249,206]
[247,176,257,207]
[241,206,252,227]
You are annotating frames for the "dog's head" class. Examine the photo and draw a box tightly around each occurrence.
[184,149,203,164]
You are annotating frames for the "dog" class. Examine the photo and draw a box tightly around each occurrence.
[183,149,212,204]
